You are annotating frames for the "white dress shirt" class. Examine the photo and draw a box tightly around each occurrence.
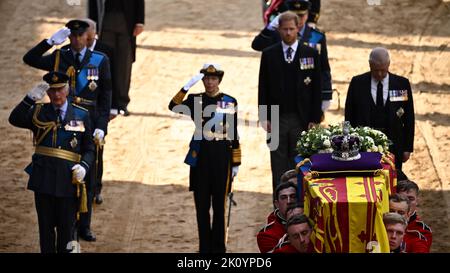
[282,40,299,63]
[371,74,389,106]
[54,100,68,121]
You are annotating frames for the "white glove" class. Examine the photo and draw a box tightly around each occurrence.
[232,166,239,178]
[267,14,281,31]
[27,82,49,101]
[47,27,71,46]
[93,128,105,142]
[183,73,204,91]
[322,100,331,112]
[72,164,86,182]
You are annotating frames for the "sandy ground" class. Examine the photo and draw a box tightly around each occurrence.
[0,0,449,252]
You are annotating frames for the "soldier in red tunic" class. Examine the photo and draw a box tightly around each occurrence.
[257,182,297,253]
[397,180,432,252]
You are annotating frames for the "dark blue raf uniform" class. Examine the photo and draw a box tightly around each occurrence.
[169,66,241,253]
[23,20,112,241]
[252,0,332,102]
[8,72,95,253]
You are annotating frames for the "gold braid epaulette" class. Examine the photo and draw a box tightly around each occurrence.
[171,89,187,105]
[232,147,241,165]
[72,176,88,219]
[66,66,76,96]
[32,104,57,146]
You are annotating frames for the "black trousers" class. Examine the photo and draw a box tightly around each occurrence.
[191,140,231,253]
[34,193,77,253]
[95,146,104,196]
[100,12,133,110]
[269,114,305,201]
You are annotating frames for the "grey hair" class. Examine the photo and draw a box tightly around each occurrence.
[369,47,390,65]
[82,18,97,33]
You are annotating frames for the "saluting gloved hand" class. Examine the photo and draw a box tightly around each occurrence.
[27,82,49,101]
[267,14,281,31]
[183,73,204,91]
[232,166,239,178]
[72,164,87,182]
[47,27,71,46]
[93,128,105,143]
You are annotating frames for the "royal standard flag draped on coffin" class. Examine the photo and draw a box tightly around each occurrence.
[304,172,394,253]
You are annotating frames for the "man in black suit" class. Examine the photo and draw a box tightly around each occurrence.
[81,18,114,206]
[253,0,332,116]
[88,0,145,116]
[345,47,414,180]
[258,11,322,201]
[23,19,112,241]
[9,71,95,253]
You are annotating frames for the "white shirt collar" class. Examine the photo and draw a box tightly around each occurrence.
[72,46,87,60]
[281,40,299,62]
[370,73,390,105]
[282,39,299,53]
[88,39,97,51]
[54,100,68,120]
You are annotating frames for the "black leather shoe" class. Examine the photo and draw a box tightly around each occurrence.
[120,107,130,116]
[79,229,97,242]
[95,194,103,205]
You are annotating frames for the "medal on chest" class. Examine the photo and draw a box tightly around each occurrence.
[87,66,99,91]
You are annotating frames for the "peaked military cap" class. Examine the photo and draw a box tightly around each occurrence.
[200,63,224,79]
[43,71,69,88]
[65,19,89,35]
[287,0,311,15]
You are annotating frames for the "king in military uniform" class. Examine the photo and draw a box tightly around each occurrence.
[169,63,241,253]
[23,19,112,241]
[9,71,95,253]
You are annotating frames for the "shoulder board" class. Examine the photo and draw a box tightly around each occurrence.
[416,221,432,232]
[72,103,89,112]
[406,229,427,241]
[259,220,275,232]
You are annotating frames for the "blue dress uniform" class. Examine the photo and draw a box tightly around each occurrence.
[169,66,241,253]
[8,72,95,253]
[252,0,332,102]
[23,20,112,240]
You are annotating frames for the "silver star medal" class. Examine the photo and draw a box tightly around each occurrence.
[88,67,98,91]
[304,77,311,86]
[396,107,405,118]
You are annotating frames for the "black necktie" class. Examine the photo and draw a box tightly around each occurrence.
[376,81,384,108]
[286,47,293,63]
[56,108,62,124]
[75,52,81,68]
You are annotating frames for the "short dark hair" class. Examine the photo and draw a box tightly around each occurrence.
[280,169,297,183]
[389,193,411,212]
[286,214,311,229]
[397,180,419,195]
[275,181,297,201]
